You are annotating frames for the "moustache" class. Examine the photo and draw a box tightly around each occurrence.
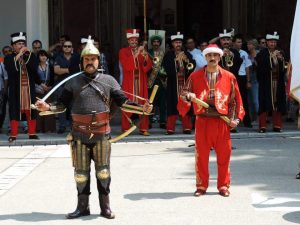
[209,60,216,63]
[85,64,96,69]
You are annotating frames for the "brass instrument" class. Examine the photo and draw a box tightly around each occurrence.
[270,49,284,67]
[224,48,234,68]
[187,62,194,71]
[148,50,164,88]
[175,51,194,71]
[153,56,160,65]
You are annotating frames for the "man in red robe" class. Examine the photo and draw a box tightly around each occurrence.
[119,29,152,135]
[178,44,245,197]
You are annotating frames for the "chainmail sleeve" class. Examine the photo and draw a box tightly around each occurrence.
[48,82,73,113]
[108,75,128,107]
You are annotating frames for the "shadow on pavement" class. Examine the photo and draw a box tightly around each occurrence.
[282,211,300,224]
[253,201,300,209]
[0,212,99,222]
[124,192,192,200]
[124,191,222,201]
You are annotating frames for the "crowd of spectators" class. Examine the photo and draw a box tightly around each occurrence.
[0,30,298,140]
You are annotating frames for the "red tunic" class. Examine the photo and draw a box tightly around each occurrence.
[177,66,245,120]
[177,66,245,191]
[119,47,152,131]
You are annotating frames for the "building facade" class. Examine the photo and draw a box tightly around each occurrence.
[0,0,296,73]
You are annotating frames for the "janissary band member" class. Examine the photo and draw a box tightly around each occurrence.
[147,30,167,129]
[178,44,245,197]
[35,38,153,219]
[161,32,196,134]
[4,32,44,142]
[256,31,286,133]
[119,29,153,135]
[216,29,244,131]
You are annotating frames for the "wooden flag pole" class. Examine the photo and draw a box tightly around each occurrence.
[143,0,147,41]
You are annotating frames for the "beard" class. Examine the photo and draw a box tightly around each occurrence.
[222,43,230,48]
[84,64,97,74]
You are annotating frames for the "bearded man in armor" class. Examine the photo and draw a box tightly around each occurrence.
[35,38,152,219]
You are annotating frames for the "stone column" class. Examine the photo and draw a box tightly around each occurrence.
[26,0,49,49]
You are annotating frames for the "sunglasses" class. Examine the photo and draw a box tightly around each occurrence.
[63,45,72,48]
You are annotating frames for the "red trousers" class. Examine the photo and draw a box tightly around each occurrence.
[10,110,36,137]
[121,112,149,132]
[166,115,192,133]
[259,111,282,129]
[195,116,231,191]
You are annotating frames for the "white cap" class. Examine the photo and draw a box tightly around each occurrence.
[202,44,224,57]
[11,32,26,44]
[171,32,184,41]
[126,29,140,39]
[219,29,235,38]
[266,31,279,40]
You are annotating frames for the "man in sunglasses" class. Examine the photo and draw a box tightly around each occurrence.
[54,40,80,134]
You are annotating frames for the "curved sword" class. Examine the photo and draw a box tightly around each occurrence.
[31,71,84,109]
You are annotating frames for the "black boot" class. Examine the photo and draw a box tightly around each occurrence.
[65,195,90,219]
[99,194,115,219]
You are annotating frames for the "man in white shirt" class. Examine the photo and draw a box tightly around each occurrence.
[233,35,252,127]
[185,37,207,71]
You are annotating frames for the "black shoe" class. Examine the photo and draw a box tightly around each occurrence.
[273,127,282,132]
[296,172,300,179]
[165,130,174,135]
[8,136,16,142]
[286,118,294,122]
[230,128,238,133]
[259,128,266,133]
[66,195,90,219]
[159,123,166,129]
[57,127,66,134]
[29,135,39,139]
[219,188,230,197]
[23,127,28,134]
[183,129,192,134]
[194,189,206,197]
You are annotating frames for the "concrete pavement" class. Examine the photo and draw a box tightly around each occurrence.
[1,120,300,146]
[0,135,300,224]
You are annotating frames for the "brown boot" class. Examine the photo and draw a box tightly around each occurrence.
[99,194,115,219]
[65,195,90,219]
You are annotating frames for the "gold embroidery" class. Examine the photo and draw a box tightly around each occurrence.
[196,90,207,113]
[215,89,228,111]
